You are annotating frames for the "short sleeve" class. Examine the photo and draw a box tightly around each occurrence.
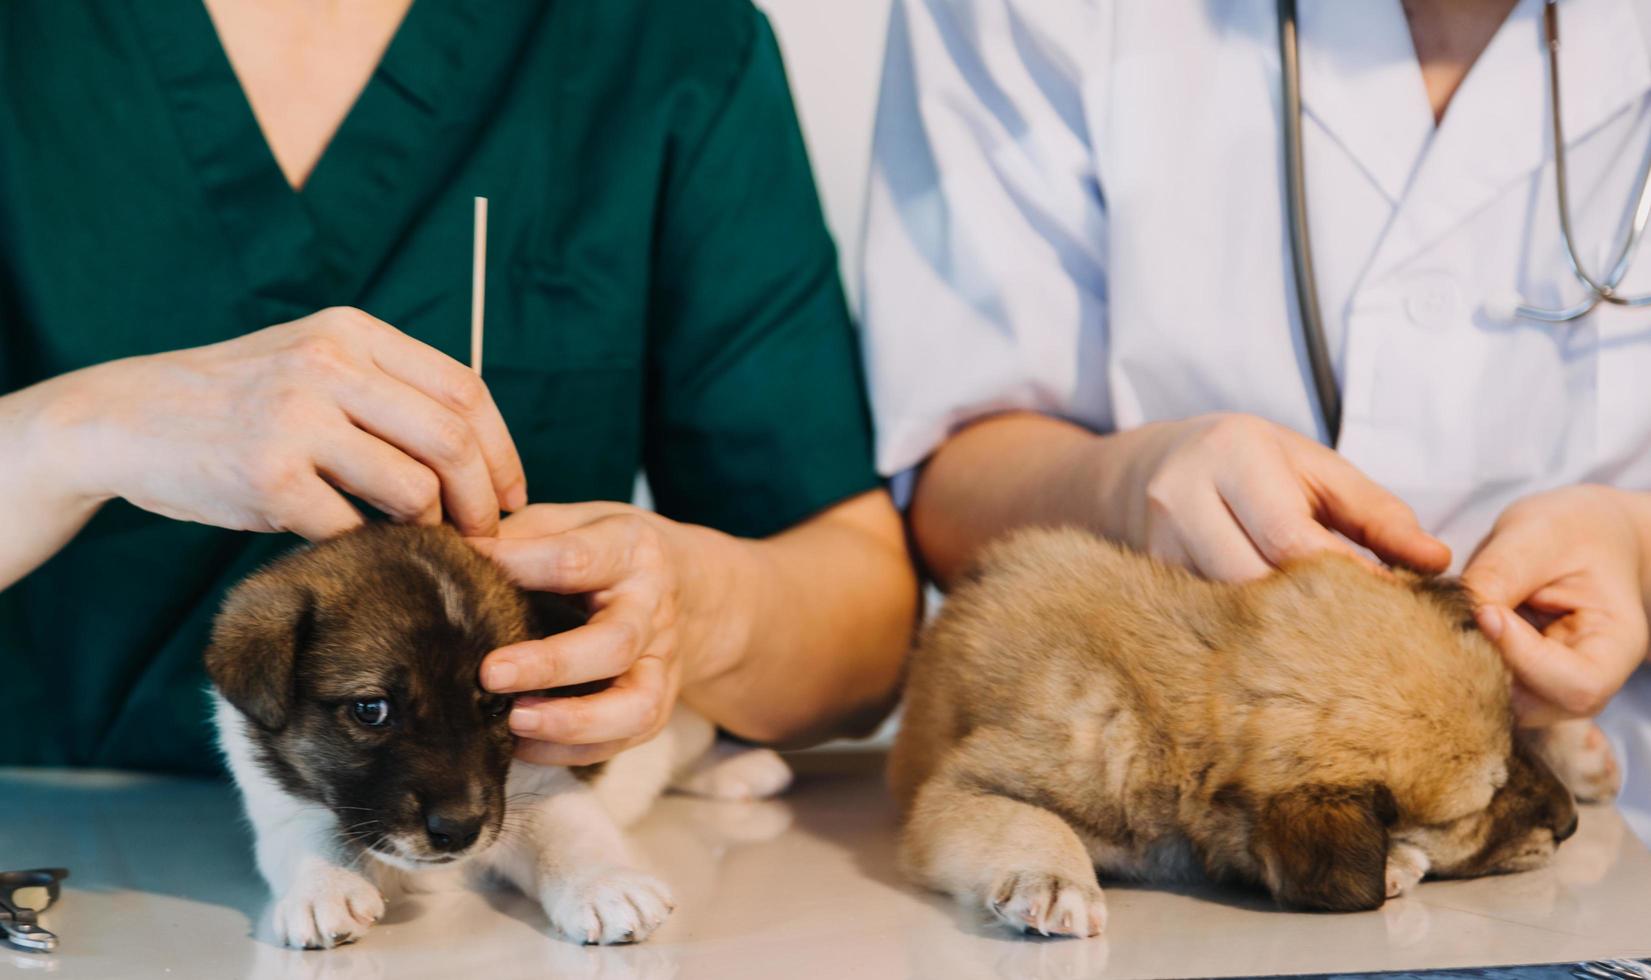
[643,8,880,539]
[860,0,1114,489]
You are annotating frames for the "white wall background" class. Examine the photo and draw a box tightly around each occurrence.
[753,0,894,310]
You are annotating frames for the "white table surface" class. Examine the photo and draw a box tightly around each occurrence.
[3,755,1650,980]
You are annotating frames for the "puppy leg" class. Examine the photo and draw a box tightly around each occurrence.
[485,766,674,945]
[670,741,794,802]
[587,704,717,826]
[217,701,384,949]
[901,748,1105,938]
[1385,842,1431,898]
[1524,719,1622,803]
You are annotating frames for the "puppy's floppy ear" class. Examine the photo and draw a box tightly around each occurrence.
[1252,782,1397,911]
[204,573,314,731]
[526,590,588,638]
[1410,575,1478,631]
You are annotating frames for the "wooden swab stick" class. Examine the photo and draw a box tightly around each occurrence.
[471,196,488,377]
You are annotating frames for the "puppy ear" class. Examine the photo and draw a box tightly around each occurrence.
[526,591,588,637]
[1410,575,1478,631]
[1253,782,1396,911]
[203,574,314,731]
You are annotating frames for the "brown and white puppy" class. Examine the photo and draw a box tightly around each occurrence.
[206,524,792,950]
[891,527,1596,938]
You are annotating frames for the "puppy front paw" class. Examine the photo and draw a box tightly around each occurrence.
[673,747,793,801]
[541,866,675,945]
[1539,720,1623,803]
[271,867,385,950]
[986,870,1107,938]
[1385,843,1430,899]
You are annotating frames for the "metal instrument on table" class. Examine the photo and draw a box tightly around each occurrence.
[0,868,68,953]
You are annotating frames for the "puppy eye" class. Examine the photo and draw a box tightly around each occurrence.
[352,698,392,727]
[484,697,512,720]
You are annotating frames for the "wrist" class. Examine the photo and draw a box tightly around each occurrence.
[662,515,759,691]
[1066,420,1181,547]
[6,369,109,505]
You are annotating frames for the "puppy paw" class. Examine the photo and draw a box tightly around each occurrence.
[672,747,793,802]
[271,867,385,950]
[985,871,1107,938]
[1532,720,1622,803]
[1385,843,1430,899]
[541,866,675,945]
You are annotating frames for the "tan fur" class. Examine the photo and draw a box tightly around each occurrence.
[892,527,1578,934]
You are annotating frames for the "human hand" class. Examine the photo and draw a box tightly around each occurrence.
[1462,485,1650,726]
[49,307,525,539]
[1112,413,1449,581]
[471,502,727,766]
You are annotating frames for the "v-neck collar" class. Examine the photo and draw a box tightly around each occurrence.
[1296,0,1434,206]
[129,0,549,322]
[1290,0,1651,282]
[1368,0,1651,281]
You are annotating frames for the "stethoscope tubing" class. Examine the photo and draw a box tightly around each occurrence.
[1277,0,1342,444]
[1277,0,1651,442]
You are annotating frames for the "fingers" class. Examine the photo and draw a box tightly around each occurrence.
[359,317,527,511]
[1461,521,1555,610]
[314,426,442,526]
[1148,485,1271,582]
[492,502,637,539]
[275,473,364,541]
[507,655,668,745]
[1302,448,1450,572]
[334,372,502,536]
[1215,445,1379,571]
[475,515,656,594]
[1475,604,1631,720]
[482,598,651,692]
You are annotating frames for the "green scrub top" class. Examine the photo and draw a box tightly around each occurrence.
[0,0,879,774]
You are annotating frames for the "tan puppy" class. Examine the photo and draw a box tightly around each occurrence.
[892,527,1581,937]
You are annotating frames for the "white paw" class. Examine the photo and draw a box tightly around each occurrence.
[1535,720,1622,803]
[1385,843,1430,899]
[986,871,1107,938]
[673,747,793,801]
[271,867,385,950]
[541,866,675,945]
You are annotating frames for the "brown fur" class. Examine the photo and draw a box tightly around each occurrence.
[205,524,588,863]
[891,527,1577,933]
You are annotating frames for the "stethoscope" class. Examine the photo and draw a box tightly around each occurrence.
[1277,0,1651,442]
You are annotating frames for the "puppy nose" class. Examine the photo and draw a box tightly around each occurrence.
[1556,811,1579,843]
[424,811,484,852]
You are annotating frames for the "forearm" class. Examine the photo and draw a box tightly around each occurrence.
[0,373,107,589]
[910,411,1160,585]
[680,490,919,746]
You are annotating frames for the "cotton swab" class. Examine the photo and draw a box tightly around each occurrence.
[471,196,488,377]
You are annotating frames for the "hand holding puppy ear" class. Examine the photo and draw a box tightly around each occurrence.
[1462,485,1651,727]
[469,502,736,766]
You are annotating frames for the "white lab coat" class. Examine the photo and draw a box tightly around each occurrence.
[861,0,1651,840]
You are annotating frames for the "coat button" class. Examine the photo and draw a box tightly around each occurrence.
[1404,273,1462,329]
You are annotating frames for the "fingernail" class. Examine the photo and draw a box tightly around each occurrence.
[484,662,518,690]
[509,707,537,734]
[506,483,528,511]
[1476,605,1504,640]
